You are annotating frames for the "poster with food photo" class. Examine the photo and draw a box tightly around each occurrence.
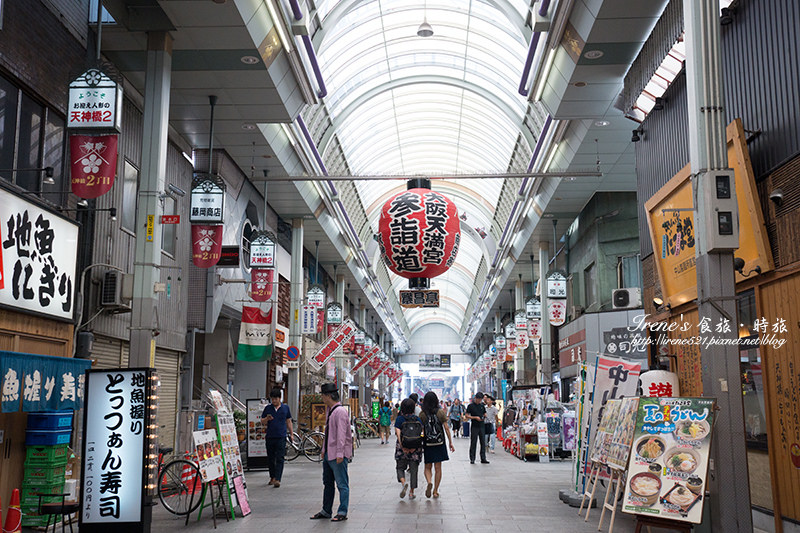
[247,398,269,457]
[193,429,225,482]
[605,397,640,471]
[622,397,716,524]
[590,398,622,464]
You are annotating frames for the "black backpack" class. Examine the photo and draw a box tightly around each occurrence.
[423,411,444,446]
[400,417,424,449]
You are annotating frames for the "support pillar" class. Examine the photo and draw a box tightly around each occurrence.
[130,33,172,368]
[335,274,345,396]
[539,241,551,386]
[358,303,366,407]
[684,0,751,529]
[288,219,304,419]
[513,277,525,383]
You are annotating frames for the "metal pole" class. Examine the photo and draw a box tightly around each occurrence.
[248,171,602,182]
[514,276,525,383]
[95,0,103,61]
[539,241,550,386]
[684,0,752,530]
[335,274,345,395]
[288,219,304,419]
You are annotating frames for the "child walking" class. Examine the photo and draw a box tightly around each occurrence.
[394,398,423,499]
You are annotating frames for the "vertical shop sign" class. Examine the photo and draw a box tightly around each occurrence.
[526,297,541,319]
[301,305,318,334]
[250,268,273,302]
[69,134,119,199]
[326,302,343,325]
[189,174,225,224]
[248,231,275,268]
[67,68,122,131]
[80,369,154,529]
[0,189,79,320]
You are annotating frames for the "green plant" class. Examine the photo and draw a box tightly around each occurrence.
[233,410,246,433]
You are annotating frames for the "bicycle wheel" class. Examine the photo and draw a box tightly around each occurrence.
[302,432,325,462]
[158,459,202,515]
[285,434,300,461]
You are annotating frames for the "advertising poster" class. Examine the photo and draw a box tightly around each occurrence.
[562,413,577,451]
[246,399,269,458]
[605,397,640,471]
[622,397,716,524]
[590,398,622,464]
[193,429,224,482]
[586,356,641,463]
[216,412,248,513]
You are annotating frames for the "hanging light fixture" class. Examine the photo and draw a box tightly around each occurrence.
[417,0,433,37]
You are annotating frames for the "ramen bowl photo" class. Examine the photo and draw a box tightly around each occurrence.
[665,447,700,474]
[629,472,662,506]
[673,419,710,442]
[635,435,666,462]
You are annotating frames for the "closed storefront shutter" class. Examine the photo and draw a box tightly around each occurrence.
[154,348,181,452]
[91,336,125,369]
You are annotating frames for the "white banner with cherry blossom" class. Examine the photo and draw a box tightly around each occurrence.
[1,351,91,412]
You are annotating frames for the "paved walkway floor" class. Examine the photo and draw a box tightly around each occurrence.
[152,436,637,532]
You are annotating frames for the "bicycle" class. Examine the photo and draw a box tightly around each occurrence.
[156,446,203,515]
[284,423,325,462]
[354,417,380,439]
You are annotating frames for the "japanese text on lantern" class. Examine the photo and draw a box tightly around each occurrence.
[388,192,423,273]
[422,192,448,265]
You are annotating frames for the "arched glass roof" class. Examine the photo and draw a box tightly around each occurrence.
[313,0,531,336]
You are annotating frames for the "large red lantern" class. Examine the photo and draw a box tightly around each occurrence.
[377,180,460,287]
[191,224,223,268]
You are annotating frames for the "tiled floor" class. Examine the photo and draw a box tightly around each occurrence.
[151,436,637,532]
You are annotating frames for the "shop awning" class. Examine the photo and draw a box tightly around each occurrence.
[1,351,91,413]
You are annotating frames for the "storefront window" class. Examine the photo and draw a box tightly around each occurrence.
[14,93,43,191]
[43,111,66,194]
[0,76,18,174]
[738,289,767,449]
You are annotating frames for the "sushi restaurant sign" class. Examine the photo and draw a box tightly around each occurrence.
[622,397,716,524]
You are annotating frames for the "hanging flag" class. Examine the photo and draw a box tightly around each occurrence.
[70,133,118,198]
[192,224,224,268]
[237,306,273,361]
[251,269,273,302]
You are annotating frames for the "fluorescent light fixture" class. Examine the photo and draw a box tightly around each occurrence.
[281,123,297,147]
[544,142,560,172]
[534,48,557,102]
[182,151,195,165]
[265,0,293,52]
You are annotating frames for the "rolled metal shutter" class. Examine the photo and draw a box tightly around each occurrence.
[91,336,125,369]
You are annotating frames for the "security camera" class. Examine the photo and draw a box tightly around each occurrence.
[168,183,186,197]
[770,188,784,206]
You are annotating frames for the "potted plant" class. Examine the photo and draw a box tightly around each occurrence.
[233,410,247,443]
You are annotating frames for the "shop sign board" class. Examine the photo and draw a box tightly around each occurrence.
[189,174,225,224]
[0,189,79,320]
[248,232,275,268]
[495,335,506,349]
[529,319,542,340]
[399,289,439,308]
[301,305,318,334]
[161,215,180,224]
[217,245,240,268]
[326,302,343,325]
[526,297,541,319]
[371,359,392,382]
[67,68,123,131]
[504,322,516,339]
[517,330,529,349]
[419,354,450,371]
[547,271,567,299]
[1,351,91,413]
[515,310,527,329]
[308,318,356,371]
[307,285,325,308]
[548,299,567,326]
[246,398,269,458]
[80,369,157,529]
[622,397,716,524]
[558,328,586,368]
[352,346,380,373]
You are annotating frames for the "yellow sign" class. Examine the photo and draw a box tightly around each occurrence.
[645,119,773,307]
[146,215,155,242]
[149,338,156,367]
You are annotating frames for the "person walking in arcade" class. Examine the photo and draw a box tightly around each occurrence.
[310,383,353,522]
[419,391,455,498]
[466,392,489,464]
[260,388,294,488]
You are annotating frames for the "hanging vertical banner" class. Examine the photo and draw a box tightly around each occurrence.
[517,330,529,349]
[237,306,273,362]
[70,134,118,199]
[526,297,541,319]
[548,299,567,326]
[495,335,506,349]
[317,308,325,333]
[515,310,527,330]
[353,331,366,357]
[191,224,223,268]
[301,305,318,334]
[547,271,567,298]
[529,319,542,340]
[250,268,273,302]
[505,322,516,339]
[352,346,380,373]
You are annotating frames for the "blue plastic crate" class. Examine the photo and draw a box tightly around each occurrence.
[25,429,71,446]
[27,410,73,430]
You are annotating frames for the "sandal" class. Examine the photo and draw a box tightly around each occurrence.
[433,491,439,498]
[400,482,408,499]
[331,515,348,522]
[310,512,330,520]
[426,483,433,498]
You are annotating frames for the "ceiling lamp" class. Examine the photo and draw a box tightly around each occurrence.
[417,20,433,37]
[417,0,433,37]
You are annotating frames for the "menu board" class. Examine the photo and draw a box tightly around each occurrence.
[605,397,640,470]
[622,397,716,524]
[216,413,248,513]
[590,399,622,464]
[193,429,224,482]
[246,399,269,457]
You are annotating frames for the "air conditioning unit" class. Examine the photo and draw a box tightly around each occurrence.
[100,271,132,313]
[612,288,642,310]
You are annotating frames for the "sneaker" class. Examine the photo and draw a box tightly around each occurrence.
[409,493,416,500]
[273,481,281,488]
[491,450,496,454]
[481,460,490,464]
[268,479,276,486]
[470,460,475,464]
[400,483,408,499]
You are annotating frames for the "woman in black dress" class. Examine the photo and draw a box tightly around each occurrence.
[419,391,455,498]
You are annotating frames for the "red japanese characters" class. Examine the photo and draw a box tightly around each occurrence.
[377,187,460,280]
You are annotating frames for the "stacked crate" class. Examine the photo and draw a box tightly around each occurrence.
[21,411,73,528]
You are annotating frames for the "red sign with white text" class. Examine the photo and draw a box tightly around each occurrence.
[352,347,380,373]
[161,215,180,224]
[70,133,118,199]
[308,318,356,371]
